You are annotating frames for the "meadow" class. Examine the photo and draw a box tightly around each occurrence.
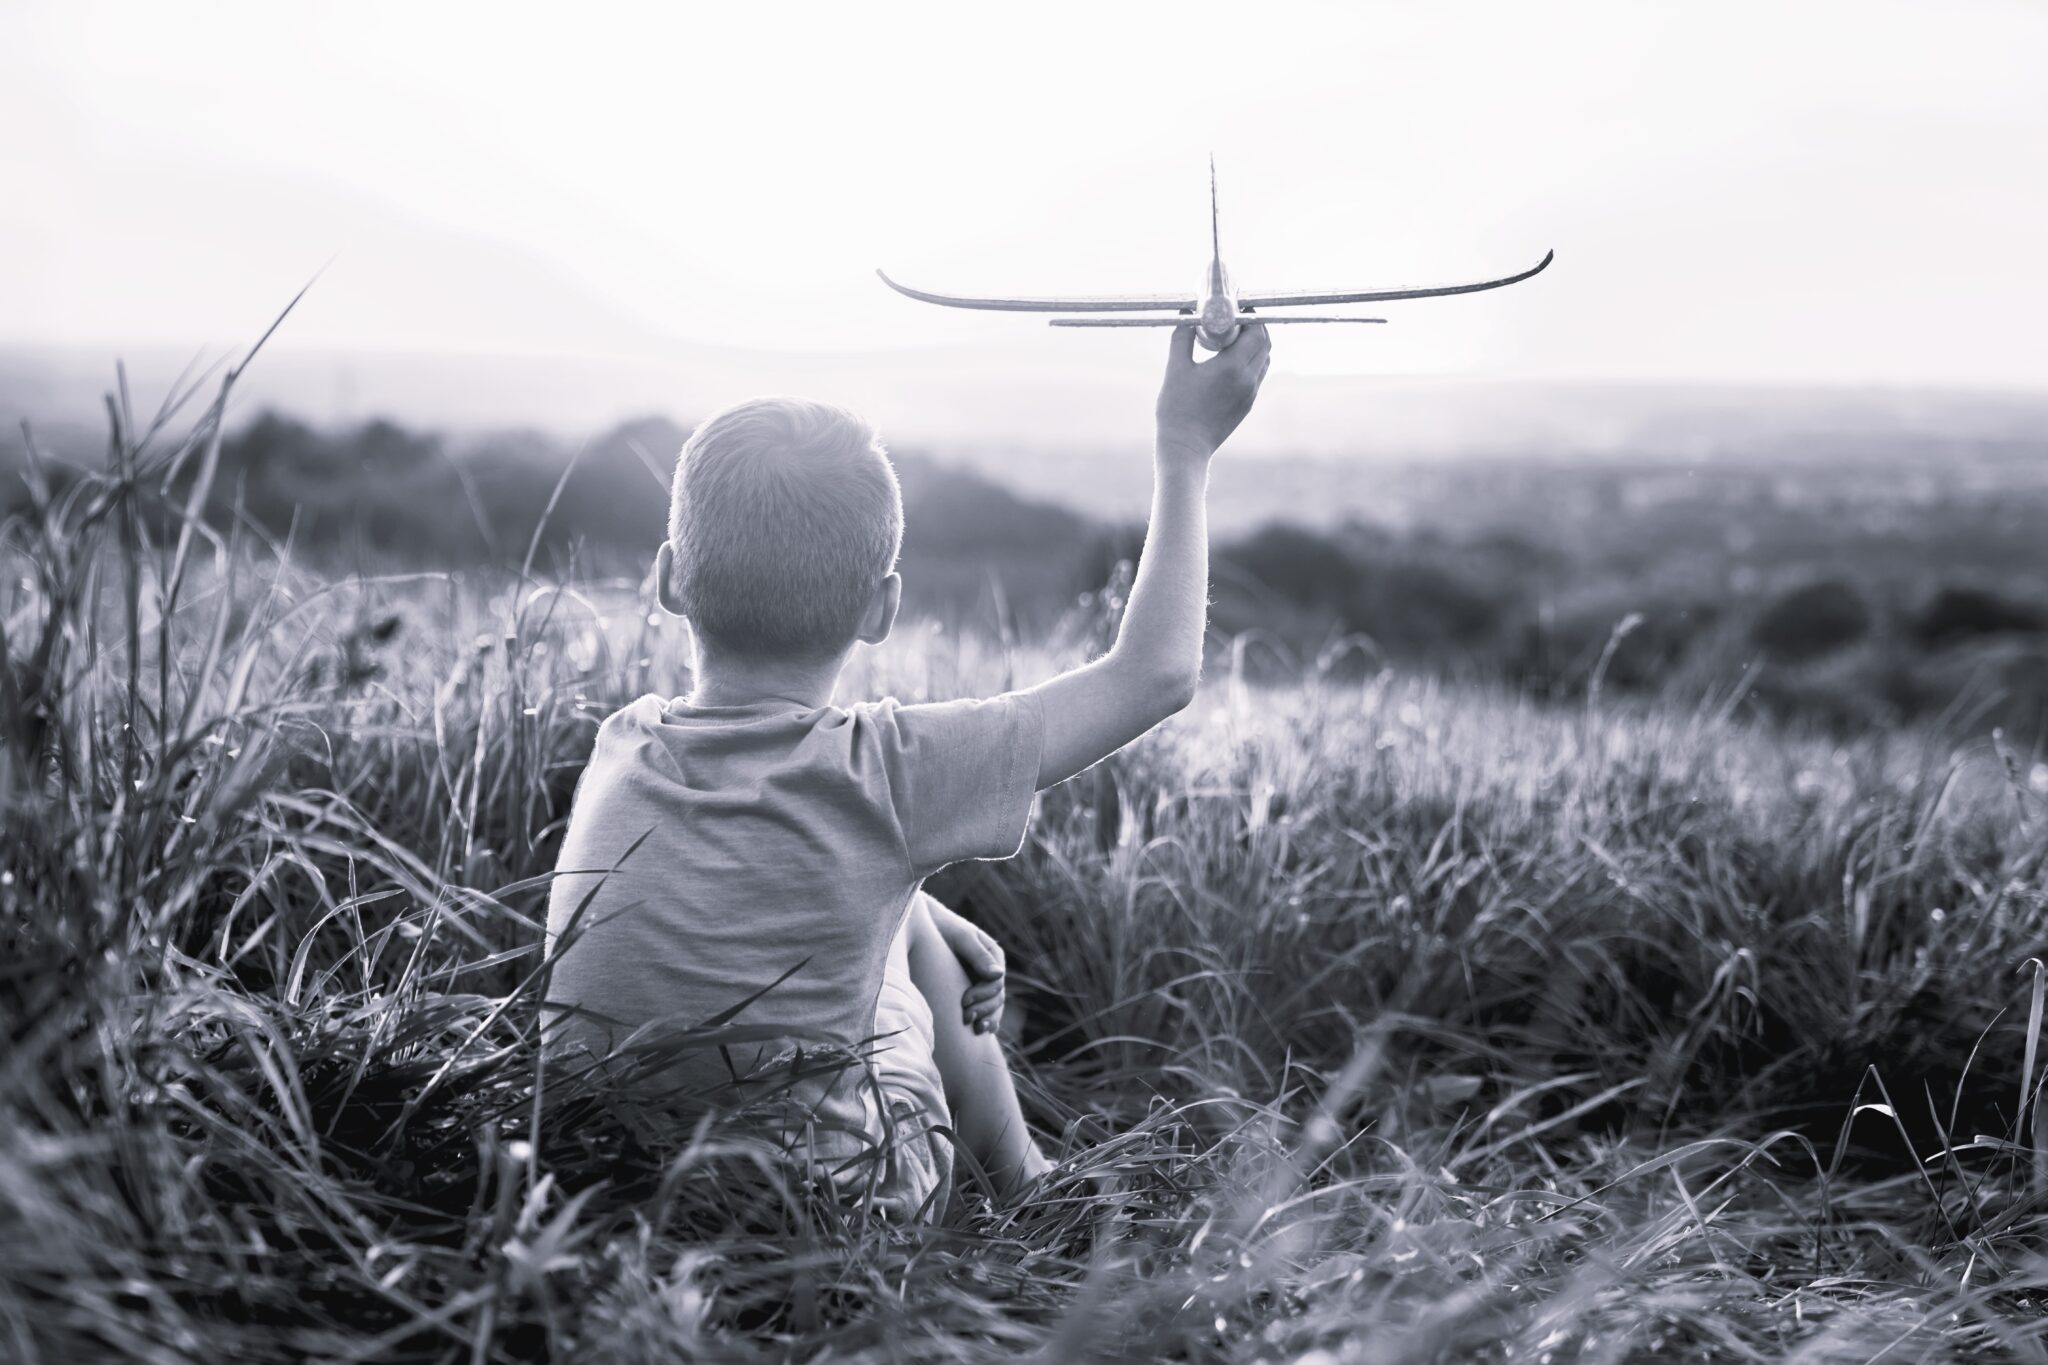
[5,364,2048,1363]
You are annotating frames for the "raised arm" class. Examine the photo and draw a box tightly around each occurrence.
[1026,321,1271,789]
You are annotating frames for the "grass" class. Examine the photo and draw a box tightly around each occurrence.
[4,360,2048,1363]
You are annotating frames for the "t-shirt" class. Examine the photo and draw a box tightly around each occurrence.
[541,689,1044,1199]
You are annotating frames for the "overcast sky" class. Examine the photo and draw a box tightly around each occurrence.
[4,0,2047,395]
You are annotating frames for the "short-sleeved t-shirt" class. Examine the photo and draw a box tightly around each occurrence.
[541,690,1044,1197]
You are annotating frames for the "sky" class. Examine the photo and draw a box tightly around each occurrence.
[4,0,2047,429]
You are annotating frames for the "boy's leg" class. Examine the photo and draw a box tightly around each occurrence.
[903,894,1050,1199]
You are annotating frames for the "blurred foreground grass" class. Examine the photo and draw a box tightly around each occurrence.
[4,368,2048,1362]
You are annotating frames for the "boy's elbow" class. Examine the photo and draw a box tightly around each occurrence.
[1141,665,1200,718]
[1103,649,1199,722]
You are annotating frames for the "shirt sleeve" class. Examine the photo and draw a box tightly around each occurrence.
[869,691,1045,879]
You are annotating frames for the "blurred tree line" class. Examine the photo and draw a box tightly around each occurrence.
[6,408,2046,738]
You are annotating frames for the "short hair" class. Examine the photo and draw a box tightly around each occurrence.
[665,396,903,659]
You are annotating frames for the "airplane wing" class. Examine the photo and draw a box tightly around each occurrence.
[1238,250,1553,308]
[1049,315,1386,327]
[876,269,1195,313]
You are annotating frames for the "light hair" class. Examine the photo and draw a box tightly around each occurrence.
[665,396,903,659]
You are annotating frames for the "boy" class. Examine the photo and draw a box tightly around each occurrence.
[544,321,1271,1216]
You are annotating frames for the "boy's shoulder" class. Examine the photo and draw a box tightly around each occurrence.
[572,695,679,793]
[589,693,670,752]
[598,693,668,732]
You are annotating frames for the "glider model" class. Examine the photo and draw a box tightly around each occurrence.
[878,159,1552,353]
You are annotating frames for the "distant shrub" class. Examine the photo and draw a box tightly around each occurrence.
[201,411,477,556]
[1751,580,1871,663]
[1540,596,1719,693]
[552,414,686,551]
[1991,647,2048,739]
[892,452,1103,630]
[1346,557,1505,656]
[1910,640,2048,743]
[1220,524,1356,613]
[1912,584,2047,648]
[1215,522,1510,663]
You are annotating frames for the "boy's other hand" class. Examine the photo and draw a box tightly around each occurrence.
[933,905,1007,1035]
[1155,320,1272,464]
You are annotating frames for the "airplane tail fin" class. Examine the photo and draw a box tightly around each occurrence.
[1209,154,1220,266]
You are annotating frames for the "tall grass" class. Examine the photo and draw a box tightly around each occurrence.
[4,359,2048,1362]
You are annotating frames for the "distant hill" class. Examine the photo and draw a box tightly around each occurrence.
[8,341,2045,532]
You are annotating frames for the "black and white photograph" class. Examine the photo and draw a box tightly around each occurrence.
[5,3,2048,1360]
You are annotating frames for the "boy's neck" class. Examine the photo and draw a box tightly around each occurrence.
[687,640,849,711]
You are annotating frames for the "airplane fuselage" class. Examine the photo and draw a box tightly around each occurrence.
[1197,256,1240,352]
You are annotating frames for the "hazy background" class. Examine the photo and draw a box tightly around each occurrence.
[5,0,2048,737]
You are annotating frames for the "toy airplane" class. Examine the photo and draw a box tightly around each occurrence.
[878,159,1552,353]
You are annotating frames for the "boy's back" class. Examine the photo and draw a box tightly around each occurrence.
[544,690,1039,1192]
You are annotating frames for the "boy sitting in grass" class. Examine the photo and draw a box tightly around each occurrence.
[544,321,1271,1216]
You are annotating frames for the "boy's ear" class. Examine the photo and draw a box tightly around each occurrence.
[653,541,686,617]
[856,572,902,647]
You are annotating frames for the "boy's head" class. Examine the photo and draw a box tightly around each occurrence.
[655,396,904,662]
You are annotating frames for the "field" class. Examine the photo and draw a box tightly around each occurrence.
[6,372,2048,1363]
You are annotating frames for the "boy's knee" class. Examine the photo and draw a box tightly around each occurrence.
[902,893,947,972]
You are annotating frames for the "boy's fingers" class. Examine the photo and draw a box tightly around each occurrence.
[962,980,1003,1011]
[1237,321,1271,368]
[946,923,1001,977]
[1211,330,1254,375]
[1167,322,1197,370]
[970,934,1004,979]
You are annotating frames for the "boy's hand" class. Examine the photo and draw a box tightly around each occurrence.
[1155,320,1272,464]
[933,905,1006,1035]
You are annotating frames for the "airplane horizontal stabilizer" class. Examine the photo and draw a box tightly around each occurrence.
[1047,315,1387,328]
